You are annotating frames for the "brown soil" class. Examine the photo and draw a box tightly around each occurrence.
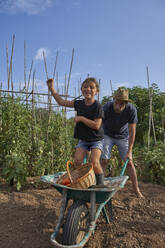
[0,178,165,248]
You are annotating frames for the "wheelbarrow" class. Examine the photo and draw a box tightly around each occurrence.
[40,159,129,248]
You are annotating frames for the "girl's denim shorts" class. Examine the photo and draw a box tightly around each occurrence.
[76,139,104,152]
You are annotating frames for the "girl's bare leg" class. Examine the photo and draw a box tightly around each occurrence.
[90,149,103,174]
[74,148,87,167]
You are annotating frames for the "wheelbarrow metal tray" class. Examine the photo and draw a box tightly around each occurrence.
[41,173,128,204]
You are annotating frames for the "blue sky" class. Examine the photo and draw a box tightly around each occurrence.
[1,0,165,105]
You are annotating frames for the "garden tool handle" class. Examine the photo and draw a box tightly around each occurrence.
[120,158,129,176]
[66,160,74,183]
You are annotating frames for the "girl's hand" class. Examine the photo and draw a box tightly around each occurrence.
[74,116,82,123]
[47,78,54,91]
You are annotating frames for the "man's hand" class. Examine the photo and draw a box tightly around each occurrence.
[125,151,133,162]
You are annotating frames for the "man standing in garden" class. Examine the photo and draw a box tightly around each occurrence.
[101,87,144,198]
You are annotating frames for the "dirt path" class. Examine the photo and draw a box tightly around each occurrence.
[0,178,165,248]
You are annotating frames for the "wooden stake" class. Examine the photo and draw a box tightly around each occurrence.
[146,66,157,148]
[27,59,33,92]
[43,50,51,112]
[146,66,151,150]
[53,50,58,80]
[98,79,101,101]
[6,44,9,94]
[110,80,113,97]
[56,72,59,93]
[43,50,48,80]
[66,48,74,98]
[24,40,26,89]
[32,70,36,144]
[8,34,15,94]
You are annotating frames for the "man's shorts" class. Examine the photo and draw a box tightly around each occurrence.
[76,140,104,152]
[101,135,128,160]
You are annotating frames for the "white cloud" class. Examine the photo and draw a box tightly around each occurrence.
[35,48,50,61]
[0,0,53,15]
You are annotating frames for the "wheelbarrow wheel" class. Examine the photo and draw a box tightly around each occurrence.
[63,201,90,245]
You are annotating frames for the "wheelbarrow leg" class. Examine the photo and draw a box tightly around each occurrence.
[90,191,96,222]
[53,188,68,235]
[107,199,113,221]
[102,206,110,224]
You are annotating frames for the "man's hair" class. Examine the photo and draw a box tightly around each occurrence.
[81,77,100,92]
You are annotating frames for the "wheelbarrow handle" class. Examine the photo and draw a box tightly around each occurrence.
[66,160,74,184]
[120,158,129,176]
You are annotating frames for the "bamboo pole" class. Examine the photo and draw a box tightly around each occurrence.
[0,89,73,98]
[146,66,152,150]
[11,65,14,100]
[56,72,59,93]
[26,59,34,106]
[98,79,101,101]
[110,80,113,97]
[43,50,52,112]
[78,78,81,96]
[66,48,74,98]
[6,44,9,94]
[64,73,67,117]
[43,51,49,80]
[31,70,36,167]
[24,40,26,89]
[146,66,157,149]
[27,60,33,93]
[65,73,67,100]
[43,51,53,140]
[0,90,75,99]
[151,88,157,145]
[53,51,58,80]
[8,34,15,95]
[43,49,51,112]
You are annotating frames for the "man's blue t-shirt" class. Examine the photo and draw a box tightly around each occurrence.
[103,101,138,139]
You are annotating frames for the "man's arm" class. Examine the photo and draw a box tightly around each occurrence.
[127,123,136,160]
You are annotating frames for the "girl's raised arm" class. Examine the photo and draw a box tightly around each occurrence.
[47,78,74,108]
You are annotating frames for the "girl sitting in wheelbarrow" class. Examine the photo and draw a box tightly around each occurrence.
[47,77,105,186]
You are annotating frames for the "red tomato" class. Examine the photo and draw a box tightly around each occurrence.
[61,178,71,185]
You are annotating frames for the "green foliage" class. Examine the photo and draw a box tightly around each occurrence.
[101,96,113,106]
[104,146,122,177]
[1,83,165,189]
[128,84,164,145]
[0,94,75,190]
[134,142,165,186]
